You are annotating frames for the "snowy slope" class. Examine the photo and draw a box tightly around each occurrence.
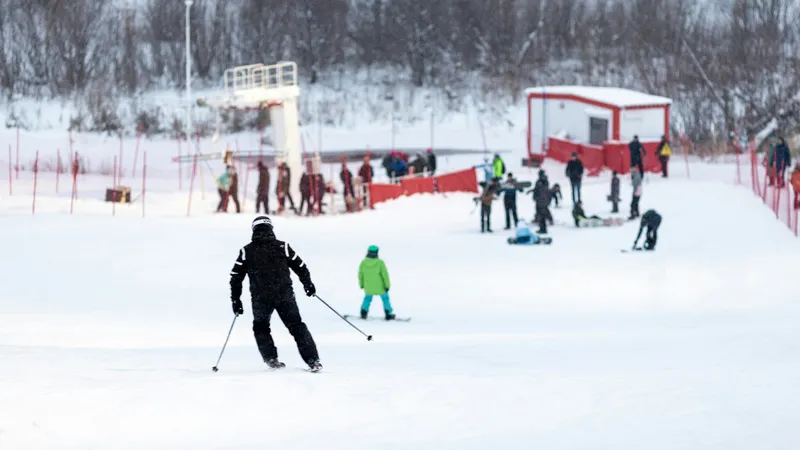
[1,158,799,449]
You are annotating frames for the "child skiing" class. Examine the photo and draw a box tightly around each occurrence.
[358,245,395,320]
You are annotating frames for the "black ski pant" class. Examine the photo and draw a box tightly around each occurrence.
[504,197,518,228]
[630,195,641,218]
[535,205,549,233]
[252,291,319,364]
[299,193,311,215]
[631,159,644,175]
[217,189,228,212]
[658,155,669,177]
[481,204,492,232]
[570,179,582,203]
[255,193,269,214]
[645,226,658,249]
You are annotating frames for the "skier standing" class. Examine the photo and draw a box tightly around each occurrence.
[501,172,519,229]
[633,209,662,251]
[229,216,323,372]
[358,245,395,320]
[228,165,241,213]
[255,161,270,214]
[630,166,643,219]
[532,176,551,234]
[478,177,501,233]
[629,135,645,175]
[656,136,672,178]
[565,152,584,203]
[216,166,232,213]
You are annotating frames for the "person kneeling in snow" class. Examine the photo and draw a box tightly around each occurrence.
[358,245,395,320]
[633,209,662,251]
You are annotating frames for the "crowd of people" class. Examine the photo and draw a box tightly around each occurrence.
[476,136,667,250]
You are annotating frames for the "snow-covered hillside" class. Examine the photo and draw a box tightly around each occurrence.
[1,154,799,449]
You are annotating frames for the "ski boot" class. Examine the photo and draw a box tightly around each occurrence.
[307,359,323,372]
[360,309,368,319]
[385,311,396,321]
[265,358,286,369]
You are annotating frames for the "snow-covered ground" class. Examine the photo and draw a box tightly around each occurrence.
[1,153,799,449]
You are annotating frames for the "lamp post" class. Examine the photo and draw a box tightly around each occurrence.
[185,0,193,141]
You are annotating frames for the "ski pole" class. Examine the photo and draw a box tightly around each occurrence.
[314,294,373,341]
[212,314,238,372]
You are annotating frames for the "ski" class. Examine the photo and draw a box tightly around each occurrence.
[343,314,411,322]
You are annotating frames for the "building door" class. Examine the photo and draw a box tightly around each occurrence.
[589,117,609,145]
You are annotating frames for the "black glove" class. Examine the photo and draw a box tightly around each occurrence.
[232,298,244,316]
[303,282,316,297]
[385,287,389,292]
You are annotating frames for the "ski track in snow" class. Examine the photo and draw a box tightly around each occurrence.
[1,155,800,449]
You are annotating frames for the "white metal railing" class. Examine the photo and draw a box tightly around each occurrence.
[222,62,298,96]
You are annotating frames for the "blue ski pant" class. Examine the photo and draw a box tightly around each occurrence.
[361,293,393,314]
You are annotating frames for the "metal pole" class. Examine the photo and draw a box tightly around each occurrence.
[185,0,193,141]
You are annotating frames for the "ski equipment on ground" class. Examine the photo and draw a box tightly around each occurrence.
[344,314,412,322]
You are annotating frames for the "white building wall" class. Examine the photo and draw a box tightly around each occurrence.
[619,108,664,142]
[529,97,614,153]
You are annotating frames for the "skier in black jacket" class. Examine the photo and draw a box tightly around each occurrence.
[565,152,584,203]
[633,209,662,251]
[229,216,322,372]
[531,177,551,234]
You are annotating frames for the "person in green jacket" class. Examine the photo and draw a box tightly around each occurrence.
[216,166,233,212]
[492,153,506,179]
[358,245,395,320]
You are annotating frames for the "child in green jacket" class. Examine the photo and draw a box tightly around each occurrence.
[358,245,395,320]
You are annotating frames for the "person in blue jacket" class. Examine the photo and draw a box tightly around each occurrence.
[507,222,549,245]
[390,155,408,180]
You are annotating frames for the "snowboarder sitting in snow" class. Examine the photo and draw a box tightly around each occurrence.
[633,209,662,251]
[549,183,563,208]
[358,245,395,320]
[229,216,322,372]
[572,201,624,228]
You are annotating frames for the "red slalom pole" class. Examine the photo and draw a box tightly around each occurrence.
[118,135,124,187]
[243,153,252,212]
[70,152,79,214]
[178,136,183,191]
[32,151,39,214]
[7,145,12,196]
[187,154,198,217]
[132,124,142,179]
[56,149,61,193]
[142,151,147,218]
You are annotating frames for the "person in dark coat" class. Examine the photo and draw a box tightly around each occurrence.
[609,170,620,213]
[531,176,551,234]
[358,157,374,209]
[629,135,645,175]
[501,172,519,229]
[228,164,241,213]
[410,153,427,175]
[276,163,296,213]
[255,161,270,214]
[382,154,394,179]
[426,148,437,175]
[565,152,584,203]
[299,171,312,215]
[531,169,553,226]
[229,216,322,372]
[314,173,326,214]
[633,209,662,251]
[774,137,792,188]
[340,164,355,209]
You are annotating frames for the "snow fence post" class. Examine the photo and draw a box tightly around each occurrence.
[187,154,198,217]
[32,150,39,215]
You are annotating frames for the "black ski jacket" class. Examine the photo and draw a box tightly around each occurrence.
[565,159,584,181]
[635,210,662,241]
[230,228,313,303]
